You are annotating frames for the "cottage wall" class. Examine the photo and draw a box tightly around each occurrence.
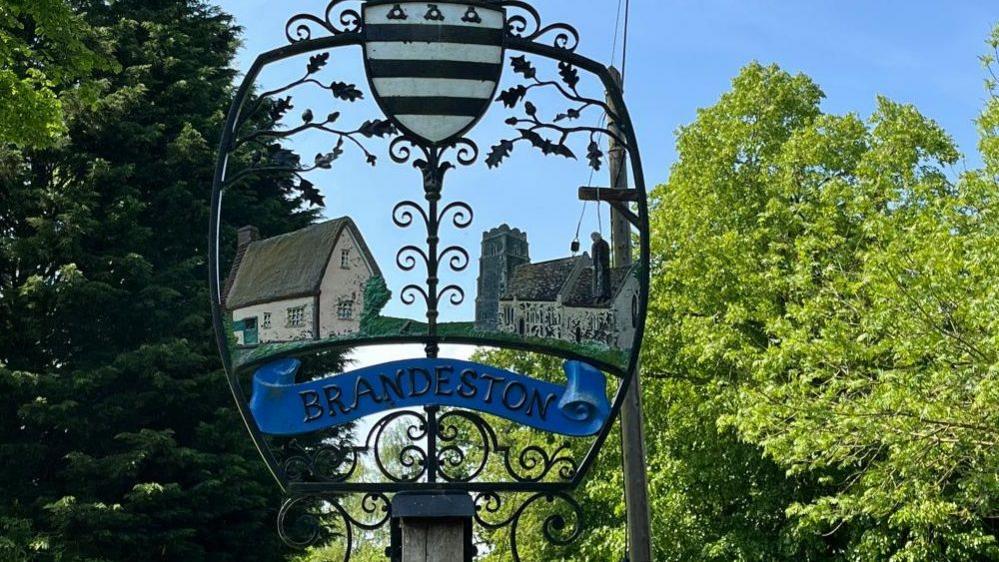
[318,228,374,339]
[232,296,316,345]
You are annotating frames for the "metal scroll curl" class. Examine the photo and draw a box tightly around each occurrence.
[500,1,581,51]
[286,1,363,43]
[474,491,584,562]
[278,492,391,553]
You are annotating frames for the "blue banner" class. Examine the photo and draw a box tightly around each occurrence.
[249,358,610,437]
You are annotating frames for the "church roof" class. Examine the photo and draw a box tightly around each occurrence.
[563,266,636,308]
[225,217,380,310]
[501,256,583,302]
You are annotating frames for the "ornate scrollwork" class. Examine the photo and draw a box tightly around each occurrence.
[273,410,579,488]
[272,413,587,558]
[388,135,425,166]
[473,492,584,562]
[286,0,362,43]
[278,493,391,553]
[281,440,362,483]
[434,410,578,485]
[438,284,466,307]
[396,244,430,272]
[366,410,430,483]
[392,200,430,229]
[438,246,470,273]
[500,1,581,51]
[400,284,431,308]
[388,136,479,189]
[506,443,578,483]
[388,137,478,328]
[437,410,497,482]
[447,137,480,167]
[439,201,474,229]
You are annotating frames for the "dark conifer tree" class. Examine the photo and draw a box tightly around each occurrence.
[0,1,323,559]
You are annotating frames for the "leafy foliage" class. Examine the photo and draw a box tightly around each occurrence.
[358,119,396,139]
[0,0,116,148]
[492,55,616,172]
[360,276,392,333]
[486,139,515,169]
[330,82,363,102]
[497,84,528,109]
[558,61,580,90]
[0,1,325,559]
[650,58,999,560]
[519,129,576,160]
[511,55,537,80]
[307,52,329,75]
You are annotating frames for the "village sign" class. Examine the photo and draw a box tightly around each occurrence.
[209,1,649,559]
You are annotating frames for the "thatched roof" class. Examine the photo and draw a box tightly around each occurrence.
[225,218,380,310]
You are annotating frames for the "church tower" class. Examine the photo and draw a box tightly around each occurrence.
[475,225,530,331]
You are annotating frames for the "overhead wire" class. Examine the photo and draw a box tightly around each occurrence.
[622,0,631,83]
[574,0,627,251]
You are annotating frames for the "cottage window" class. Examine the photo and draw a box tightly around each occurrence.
[287,306,306,328]
[341,249,351,269]
[337,301,354,321]
[262,312,272,329]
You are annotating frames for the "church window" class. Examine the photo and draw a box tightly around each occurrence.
[341,249,351,269]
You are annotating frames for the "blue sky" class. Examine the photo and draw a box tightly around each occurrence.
[216,1,996,324]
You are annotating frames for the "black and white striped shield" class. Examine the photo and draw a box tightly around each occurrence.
[363,1,506,145]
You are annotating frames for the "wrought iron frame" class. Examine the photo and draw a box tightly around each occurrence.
[209,1,650,558]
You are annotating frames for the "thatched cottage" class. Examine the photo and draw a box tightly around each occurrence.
[224,218,381,346]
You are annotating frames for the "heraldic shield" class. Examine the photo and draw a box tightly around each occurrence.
[363,1,505,144]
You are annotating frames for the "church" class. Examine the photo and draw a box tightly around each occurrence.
[475,225,639,351]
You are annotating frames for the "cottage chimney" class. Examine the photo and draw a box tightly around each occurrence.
[224,226,259,307]
[237,225,260,249]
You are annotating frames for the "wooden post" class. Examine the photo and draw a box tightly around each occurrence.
[400,520,467,562]
[607,66,653,562]
[391,492,474,562]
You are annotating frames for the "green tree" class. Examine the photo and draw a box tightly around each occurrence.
[0,0,115,148]
[644,62,853,562]
[474,67,845,562]
[360,276,392,333]
[726,35,999,561]
[653,41,999,562]
[0,0,322,559]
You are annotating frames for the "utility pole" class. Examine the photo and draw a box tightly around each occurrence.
[607,66,653,562]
